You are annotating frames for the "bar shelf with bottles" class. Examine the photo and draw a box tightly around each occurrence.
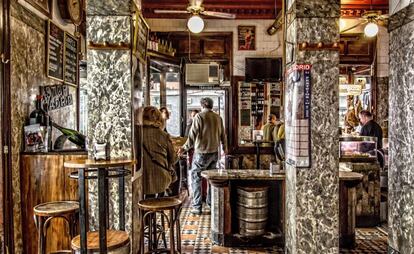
[147,32,177,57]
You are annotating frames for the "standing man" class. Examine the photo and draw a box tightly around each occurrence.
[358,110,383,149]
[178,97,227,215]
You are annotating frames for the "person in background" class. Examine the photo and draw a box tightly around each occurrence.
[185,109,199,137]
[358,110,383,149]
[142,106,177,198]
[274,119,285,163]
[178,97,228,215]
[159,106,170,133]
[262,114,277,142]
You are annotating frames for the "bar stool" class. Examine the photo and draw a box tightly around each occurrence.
[71,230,130,254]
[225,155,244,169]
[138,197,182,254]
[33,201,79,254]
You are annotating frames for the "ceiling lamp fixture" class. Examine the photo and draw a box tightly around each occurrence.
[364,21,379,37]
[187,15,204,34]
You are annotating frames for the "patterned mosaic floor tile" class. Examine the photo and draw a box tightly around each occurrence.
[144,202,388,253]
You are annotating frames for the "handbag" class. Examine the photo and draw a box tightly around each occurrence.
[143,143,178,183]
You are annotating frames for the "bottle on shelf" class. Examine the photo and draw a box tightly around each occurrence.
[52,122,86,150]
[154,33,159,52]
[29,95,47,126]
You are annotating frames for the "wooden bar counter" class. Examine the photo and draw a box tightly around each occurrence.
[20,150,87,254]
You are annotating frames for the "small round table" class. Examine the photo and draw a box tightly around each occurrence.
[64,159,135,254]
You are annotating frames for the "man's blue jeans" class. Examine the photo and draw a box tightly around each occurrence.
[190,152,218,209]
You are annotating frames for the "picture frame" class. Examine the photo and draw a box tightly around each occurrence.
[133,12,150,64]
[238,25,256,51]
[24,0,53,19]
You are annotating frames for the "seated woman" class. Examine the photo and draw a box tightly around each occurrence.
[142,106,177,198]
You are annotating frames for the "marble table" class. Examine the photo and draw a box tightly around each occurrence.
[202,169,285,247]
[202,169,363,248]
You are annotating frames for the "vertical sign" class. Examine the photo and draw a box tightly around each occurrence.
[47,21,64,81]
[285,64,312,168]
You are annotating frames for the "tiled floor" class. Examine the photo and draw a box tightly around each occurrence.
[175,206,388,254]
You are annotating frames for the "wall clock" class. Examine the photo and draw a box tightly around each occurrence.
[58,0,83,26]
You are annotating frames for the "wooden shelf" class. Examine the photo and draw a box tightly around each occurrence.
[147,50,179,64]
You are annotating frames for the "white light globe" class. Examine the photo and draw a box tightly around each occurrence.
[364,22,378,37]
[187,15,204,34]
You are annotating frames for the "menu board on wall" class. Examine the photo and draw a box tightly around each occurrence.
[64,32,78,86]
[134,13,149,63]
[285,64,312,168]
[47,21,64,81]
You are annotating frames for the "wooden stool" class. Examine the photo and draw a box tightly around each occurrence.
[138,197,182,254]
[33,201,79,254]
[71,230,130,254]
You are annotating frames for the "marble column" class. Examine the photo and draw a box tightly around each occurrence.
[375,26,389,130]
[388,2,414,253]
[284,0,340,253]
[86,0,133,233]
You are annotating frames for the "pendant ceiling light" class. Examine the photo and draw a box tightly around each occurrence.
[187,15,204,34]
[364,21,378,37]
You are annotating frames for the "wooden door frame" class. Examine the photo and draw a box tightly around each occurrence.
[1,0,15,252]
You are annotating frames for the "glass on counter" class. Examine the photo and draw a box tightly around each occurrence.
[339,136,377,162]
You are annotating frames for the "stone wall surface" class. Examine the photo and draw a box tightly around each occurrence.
[284,1,340,253]
[10,2,77,252]
[388,3,414,253]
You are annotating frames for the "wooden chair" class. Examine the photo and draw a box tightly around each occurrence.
[33,201,79,254]
[138,197,182,254]
[71,230,130,254]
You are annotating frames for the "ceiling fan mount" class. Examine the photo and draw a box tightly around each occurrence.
[154,0,236,19]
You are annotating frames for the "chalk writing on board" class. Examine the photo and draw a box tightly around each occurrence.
[40,85,73,111]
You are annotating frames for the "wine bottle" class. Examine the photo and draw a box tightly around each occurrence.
[29,95,47,126]
[52,122,86,149]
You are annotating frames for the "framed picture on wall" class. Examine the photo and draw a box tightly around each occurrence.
[134,12,149,63]
[23,0,53,18]
[238,26,256,50]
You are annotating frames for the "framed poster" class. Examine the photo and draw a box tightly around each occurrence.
[134,12,149,63]
[47,20,64,82]
[64,32,79,86]
[23,0,53,18]
[238,26,255,50]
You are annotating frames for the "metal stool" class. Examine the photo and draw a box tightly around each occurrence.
[33,201,79,254]
[71,230,130,254]
[138,197,182,254]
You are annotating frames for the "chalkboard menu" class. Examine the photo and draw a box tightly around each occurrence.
[134,13,149,63]
[47,21,64,81]
[64,32,78,86]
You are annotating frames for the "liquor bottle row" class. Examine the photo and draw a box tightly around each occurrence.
[148,33,176,56]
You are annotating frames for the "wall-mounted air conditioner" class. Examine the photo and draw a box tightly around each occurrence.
[185,63,220,85]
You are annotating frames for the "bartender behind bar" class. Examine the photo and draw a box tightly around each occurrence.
[358,110,383,149]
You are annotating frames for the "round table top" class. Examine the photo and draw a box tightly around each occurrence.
[138,197,182,211]
[64,159,135,169]
[34,201,79,216]
[71,230,130,251]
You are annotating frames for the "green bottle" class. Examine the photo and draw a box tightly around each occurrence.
[52,122,86,149]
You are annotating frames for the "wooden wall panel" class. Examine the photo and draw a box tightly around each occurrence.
[20,153,87,254]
